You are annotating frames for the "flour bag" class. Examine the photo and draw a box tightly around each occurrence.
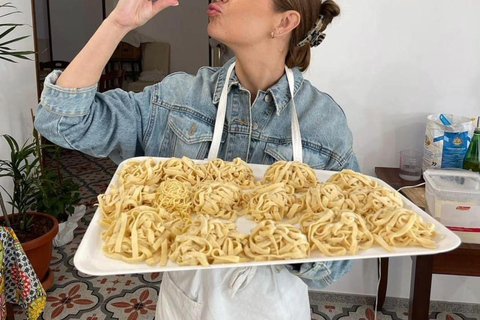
[423,114,475,170]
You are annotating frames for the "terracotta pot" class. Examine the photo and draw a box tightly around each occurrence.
[2,212,58,290]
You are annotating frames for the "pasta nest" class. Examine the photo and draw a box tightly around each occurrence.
[243,220,309,261]
[327,169,378,191]
[305,209,374,256]
[366,208,436,251]
[98,185,158,227]
[243,183,303,222]
[347,186,403,216]
[162,157,206,185]
[192,182,243,220]
[170,215,247,266]
[303,182,355,214]
[154,180,193,218]
[203,158,256,188]
[118,158,164,189]
[101,206,173,266]
[262,161,318,192]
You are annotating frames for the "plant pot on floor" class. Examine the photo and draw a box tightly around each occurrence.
[1,212,59,290]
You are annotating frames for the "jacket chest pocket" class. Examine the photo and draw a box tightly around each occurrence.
[162,110,225,160]
[262,142,330,170]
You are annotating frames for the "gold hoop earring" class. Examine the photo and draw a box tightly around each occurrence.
[271,31,275,39]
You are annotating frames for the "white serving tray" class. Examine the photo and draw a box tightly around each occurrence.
[74,157,461,276]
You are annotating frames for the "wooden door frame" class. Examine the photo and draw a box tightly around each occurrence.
[32,0,107,99]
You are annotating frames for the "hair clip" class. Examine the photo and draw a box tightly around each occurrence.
[297,15,326,48]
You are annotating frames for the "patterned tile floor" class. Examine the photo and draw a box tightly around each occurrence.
[12,150,480,320]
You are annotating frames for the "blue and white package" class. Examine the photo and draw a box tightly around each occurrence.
[424,114,474,170]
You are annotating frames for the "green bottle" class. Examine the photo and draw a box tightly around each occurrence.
[463,117,480,172]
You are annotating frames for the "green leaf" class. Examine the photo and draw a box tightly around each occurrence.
[0,50,34,55]
[0,10,20,19]
[0,23,24,27]
[0,25,16,40]
[0,3,15,9]
[0,35,29,47]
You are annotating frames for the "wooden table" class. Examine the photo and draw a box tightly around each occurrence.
[375,167,480,320]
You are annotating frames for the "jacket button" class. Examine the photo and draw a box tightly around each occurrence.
[252,122,258,130]
[264,94,272,103]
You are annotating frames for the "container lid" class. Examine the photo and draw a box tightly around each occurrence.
[423,169,480,194]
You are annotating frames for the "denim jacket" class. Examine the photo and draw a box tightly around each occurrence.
[35,58,359,289]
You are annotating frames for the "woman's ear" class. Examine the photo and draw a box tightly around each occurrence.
[276,10,301,36]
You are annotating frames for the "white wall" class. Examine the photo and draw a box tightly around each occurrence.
[307,0,480,176]
[49,0,103,62]
[0,0,38,211]
[306,0,480,303]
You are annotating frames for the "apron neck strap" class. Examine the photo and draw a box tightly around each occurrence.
[285,66,303,163]
[207,62,303,163]
[207,62,236,160]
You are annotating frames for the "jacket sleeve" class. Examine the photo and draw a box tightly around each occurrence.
[34,71,155,163]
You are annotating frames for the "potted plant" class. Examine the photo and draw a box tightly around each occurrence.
[0,2,62,290]
[0,2,35,62]
[0,134,59,290]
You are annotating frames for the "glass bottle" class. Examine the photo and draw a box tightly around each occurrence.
[463,117,480,172]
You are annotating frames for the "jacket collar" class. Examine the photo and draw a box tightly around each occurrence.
[212,58,304,115]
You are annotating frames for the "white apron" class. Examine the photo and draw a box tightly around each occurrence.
[157,63,310,320]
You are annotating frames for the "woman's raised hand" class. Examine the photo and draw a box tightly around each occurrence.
[110,0,179,30]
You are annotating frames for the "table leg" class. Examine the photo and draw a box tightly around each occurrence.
[131,62,137,81]
[375,257,389,310]
[6,302,15,320]
[409,255,434,320]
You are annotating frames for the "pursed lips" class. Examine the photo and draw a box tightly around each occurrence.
[207,3,222,16]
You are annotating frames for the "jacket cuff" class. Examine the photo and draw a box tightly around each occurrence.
[286,260,353,289]
[40,70,98,116]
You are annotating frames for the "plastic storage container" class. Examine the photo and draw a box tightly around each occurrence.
[424,169,480,244]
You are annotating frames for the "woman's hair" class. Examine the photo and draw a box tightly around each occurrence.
[272,0,340,72]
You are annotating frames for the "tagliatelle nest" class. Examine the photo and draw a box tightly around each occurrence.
[243,220,309,261]
[327,169,378,191]
[203,157,256,188]
[242,183,303,222]
[262,161,318,192]
[192,182,243,220]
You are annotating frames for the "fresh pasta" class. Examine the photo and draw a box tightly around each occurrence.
[193,182,243,220]
[204,158,256,187]
[96,156,438,267]
[263,161,318,192]
[243,220,309,261]
[243,183,302,222]
[367,208,436,251]
[101,206,172,266]
[327,169,378,191]
[305,210,374,256]
[154,180,193,218]
[303,182,354,213]
[162,157,206,185]
[347,186,403,216]
[169,215,247,266]
[118,158,163,188]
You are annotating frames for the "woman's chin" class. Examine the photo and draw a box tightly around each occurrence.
[207,26,225,43]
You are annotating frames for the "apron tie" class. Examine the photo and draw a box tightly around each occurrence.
[228,267,257,298]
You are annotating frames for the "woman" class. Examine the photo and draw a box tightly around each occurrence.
[35,0,359,319]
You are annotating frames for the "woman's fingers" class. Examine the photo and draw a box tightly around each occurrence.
[152,0,180,14]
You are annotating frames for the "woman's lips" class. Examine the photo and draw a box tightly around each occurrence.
[207,3,222,16]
